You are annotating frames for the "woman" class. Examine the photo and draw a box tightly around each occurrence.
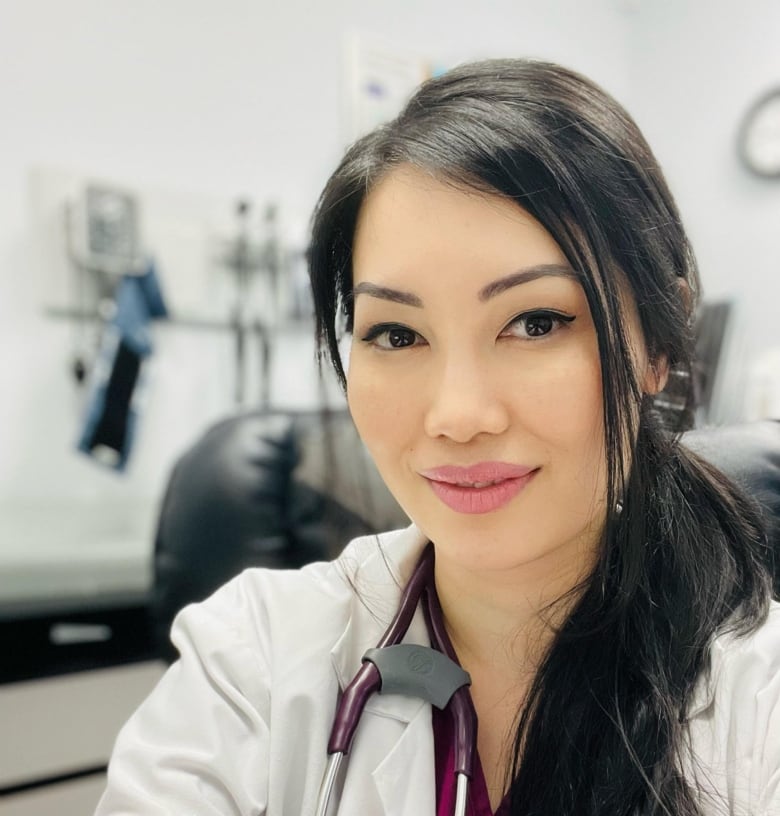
[96,59,779,815]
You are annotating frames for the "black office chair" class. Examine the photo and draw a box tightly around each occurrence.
[149,409,407,659]
[684,420,780,592]
[149,416,780,660]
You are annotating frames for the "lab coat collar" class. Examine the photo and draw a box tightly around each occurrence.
[328,524,729,722]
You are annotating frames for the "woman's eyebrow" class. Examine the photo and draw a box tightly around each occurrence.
[351,282,424,307]
[478,263,579,301]
[351,263,578,307]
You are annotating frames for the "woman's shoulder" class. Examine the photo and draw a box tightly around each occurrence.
[707,601,780,699]
[96,525,429,814]
[686,601,780,814]
[229,523,424,612]
[168,524,427,660]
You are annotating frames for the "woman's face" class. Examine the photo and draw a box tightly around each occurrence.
[347,165,650,575]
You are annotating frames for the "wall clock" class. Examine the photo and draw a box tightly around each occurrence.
[738,87,780,178]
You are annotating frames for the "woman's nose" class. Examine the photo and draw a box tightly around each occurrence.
[422,356,511,443]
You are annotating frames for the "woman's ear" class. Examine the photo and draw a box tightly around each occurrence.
[677,277,694,320]
[643,355,670,395]
[641,277,690,396]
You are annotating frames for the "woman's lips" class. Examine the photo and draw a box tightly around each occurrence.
[419,463,538,515]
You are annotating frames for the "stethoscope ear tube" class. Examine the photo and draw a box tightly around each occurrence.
[314,753,344,816]
[454,772,469,816]
[326,661,381,755]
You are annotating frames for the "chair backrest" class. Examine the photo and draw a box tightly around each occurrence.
[149,409,406,659]
[682,420,780,595]
[150,416,780,659]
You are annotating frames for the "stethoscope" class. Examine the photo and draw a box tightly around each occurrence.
[315,543,477,816]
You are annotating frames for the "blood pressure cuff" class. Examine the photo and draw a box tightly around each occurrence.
[77,260,168,470]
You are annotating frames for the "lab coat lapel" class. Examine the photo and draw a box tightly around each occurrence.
[328,526,437,813]
[371,697,437,815]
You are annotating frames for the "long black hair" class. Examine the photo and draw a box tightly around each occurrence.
[308,59,772,815]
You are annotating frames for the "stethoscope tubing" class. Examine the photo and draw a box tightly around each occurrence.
[422,577,477,779]
[315,544,476,816]
[327,544,437,755]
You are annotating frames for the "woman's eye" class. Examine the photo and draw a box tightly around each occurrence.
[361,324,421,349]
[503,310,575,340]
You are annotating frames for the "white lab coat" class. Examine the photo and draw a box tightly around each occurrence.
[95,525,780,815]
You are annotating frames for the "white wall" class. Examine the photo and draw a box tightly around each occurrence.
[3,0,779,584]
[0,0,631,599]
[625,0,780,421]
